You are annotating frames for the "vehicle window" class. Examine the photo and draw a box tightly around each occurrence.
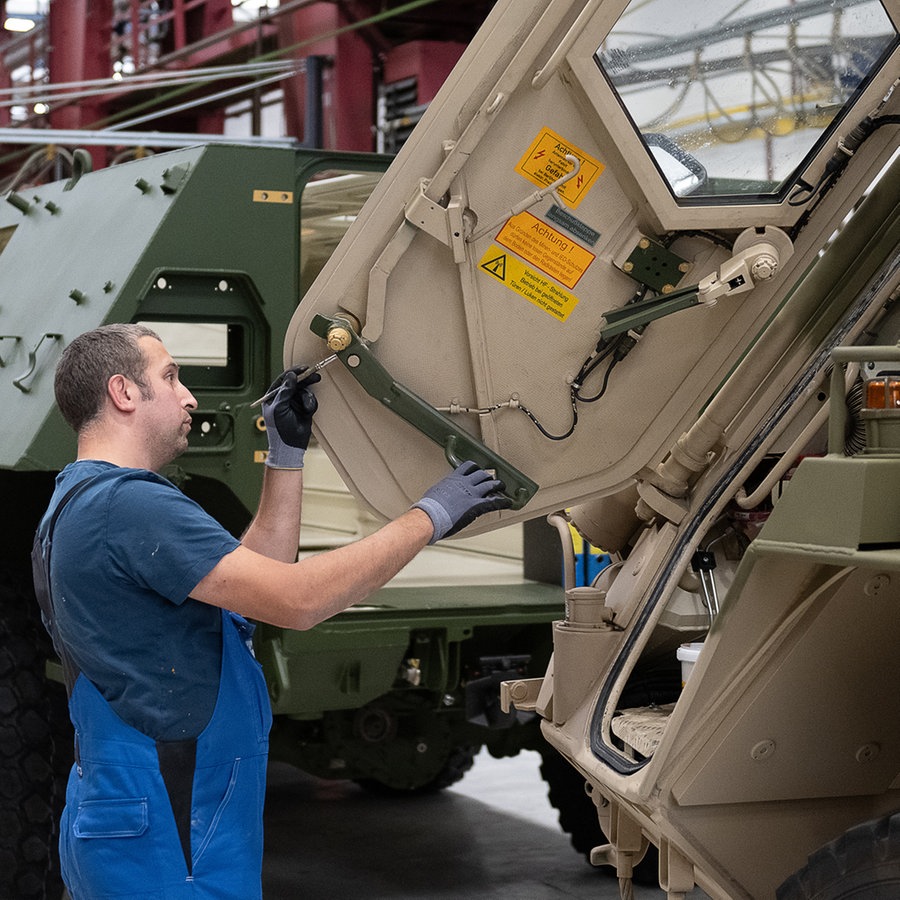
[596,0,898,201]
[137,320,245,389]
[299,168,383,295]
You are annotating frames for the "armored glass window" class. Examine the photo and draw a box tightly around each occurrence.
[596,0,898,201]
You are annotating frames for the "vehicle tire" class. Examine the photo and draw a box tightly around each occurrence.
[539,747,605,858]
[356,744,477,795]
[777,812,900,899]
[539,748,658,884]
[0,564,72,900]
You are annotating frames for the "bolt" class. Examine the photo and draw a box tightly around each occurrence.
[750,254,778,280]
[639,238,650,250]
[622,262,634,273]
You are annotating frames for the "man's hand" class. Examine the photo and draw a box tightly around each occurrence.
[412,460,513,543]
[261,366,321,469]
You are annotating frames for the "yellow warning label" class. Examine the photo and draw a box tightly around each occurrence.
[496,211,594,289]
[479,245,579,322]
[515,127,604,209]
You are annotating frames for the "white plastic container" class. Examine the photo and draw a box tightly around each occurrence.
[677,642,705,686]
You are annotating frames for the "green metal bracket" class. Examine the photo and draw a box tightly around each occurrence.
[600,282,701,339]
[310,314,538,510]
[621,237,689,294]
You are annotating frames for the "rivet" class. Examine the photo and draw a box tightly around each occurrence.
[510,682,530,701]
[856,742,880,763]
[751,739,776,761]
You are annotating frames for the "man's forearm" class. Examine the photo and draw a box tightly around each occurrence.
[241,466,303,562]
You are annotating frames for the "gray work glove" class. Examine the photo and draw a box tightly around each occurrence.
[412,460,513,543]
[261,365,321,469]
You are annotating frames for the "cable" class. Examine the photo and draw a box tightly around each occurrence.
[788,100,900,212]
[576,356,619,403]
[518,389,578,442]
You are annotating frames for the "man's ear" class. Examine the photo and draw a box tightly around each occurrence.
[107,374,138,412]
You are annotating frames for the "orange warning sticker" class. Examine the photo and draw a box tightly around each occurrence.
[496,211,594,289]
[515,127,604,209]
[479,245,579,322]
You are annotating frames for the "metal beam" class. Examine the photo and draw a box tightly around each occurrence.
[0,127,297,149]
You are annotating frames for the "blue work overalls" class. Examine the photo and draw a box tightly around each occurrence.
[59,609,273,899]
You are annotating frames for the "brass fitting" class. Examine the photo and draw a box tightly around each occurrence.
[326,319,354,352]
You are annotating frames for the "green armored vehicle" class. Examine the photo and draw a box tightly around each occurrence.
[0,145,567,897]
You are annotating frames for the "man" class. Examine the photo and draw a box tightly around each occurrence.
[34,323,511,899]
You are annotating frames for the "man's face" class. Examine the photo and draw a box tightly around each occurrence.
[136,336,197,469]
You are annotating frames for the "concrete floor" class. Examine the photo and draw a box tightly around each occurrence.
[262,749,702,899]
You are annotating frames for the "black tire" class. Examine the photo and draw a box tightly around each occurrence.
[356,744,477,795]
[539,748,658,884]
[0,565,72,900]
[539,748,606,858]
[777,812,900,899]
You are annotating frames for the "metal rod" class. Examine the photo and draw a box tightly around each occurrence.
[248,354,338,409]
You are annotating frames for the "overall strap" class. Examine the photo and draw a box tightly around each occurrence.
[31,476,101,697]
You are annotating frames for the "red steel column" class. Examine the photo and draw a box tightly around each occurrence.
[277,2,374,151]
[48,0,113,166]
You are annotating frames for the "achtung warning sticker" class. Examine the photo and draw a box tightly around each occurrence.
[479,245,579,322]
[496,211,594,289]
[515,127,604,209]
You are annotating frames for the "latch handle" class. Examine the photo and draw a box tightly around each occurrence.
[310,314,538,510]
[13,332,61,392]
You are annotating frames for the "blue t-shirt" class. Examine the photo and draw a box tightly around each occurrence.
[43,460,241,741]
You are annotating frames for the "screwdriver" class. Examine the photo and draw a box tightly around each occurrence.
[249,353,339,408]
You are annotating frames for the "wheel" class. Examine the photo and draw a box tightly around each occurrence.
[0,564,73,900]
[538,748,658,884]
[355,744,477,795]
[777,812,900,899]
[539,748,605,858]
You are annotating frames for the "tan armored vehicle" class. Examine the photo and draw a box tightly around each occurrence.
[286,0,900,896]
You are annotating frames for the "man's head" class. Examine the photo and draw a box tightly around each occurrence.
[55,323,161,433]
[56,324,197,471]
